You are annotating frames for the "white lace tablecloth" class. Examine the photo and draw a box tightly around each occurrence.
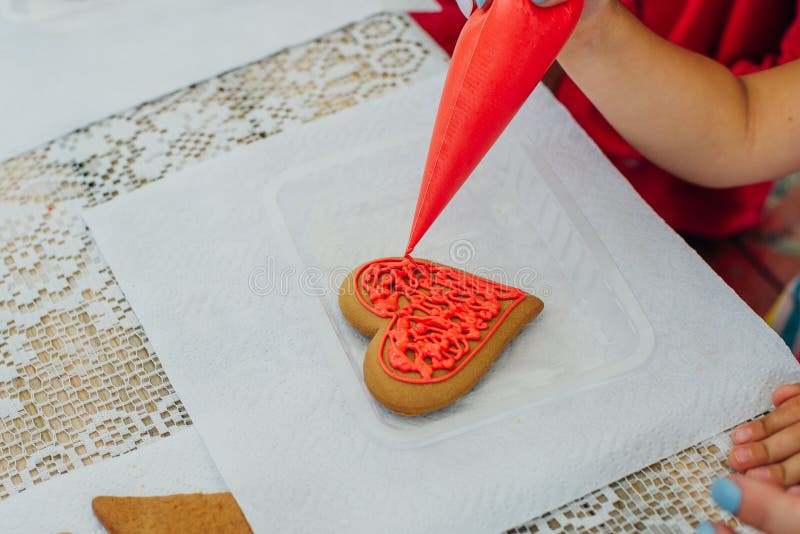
[0,12,754,532]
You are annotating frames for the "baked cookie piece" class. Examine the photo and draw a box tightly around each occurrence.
[92,493,251,534]
[339,257,543,415]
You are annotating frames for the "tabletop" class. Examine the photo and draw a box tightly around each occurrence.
[0,12,757,533]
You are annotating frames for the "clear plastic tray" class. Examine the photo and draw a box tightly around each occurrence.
[270,127,654,447]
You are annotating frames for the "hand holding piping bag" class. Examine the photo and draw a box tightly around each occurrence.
[405,0,583,257]
[523,3,800,531]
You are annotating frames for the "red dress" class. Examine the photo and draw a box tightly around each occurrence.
[412,0,800,237]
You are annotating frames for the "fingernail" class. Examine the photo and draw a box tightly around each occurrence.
[711,477,742,514]
[476,0,486,7]
[747,466,771,481]
[532,0,548,3]
[788,485,800,495]
[731,426,752,443]
[732,447,753,464]
[696,522,716,534]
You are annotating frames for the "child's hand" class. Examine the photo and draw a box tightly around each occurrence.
[695,384,800,533]
[729,384,800,486]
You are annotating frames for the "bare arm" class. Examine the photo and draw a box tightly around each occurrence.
[544,0,800,187]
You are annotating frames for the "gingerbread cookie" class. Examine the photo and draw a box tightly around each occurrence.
[339,257,543,415]
[92,493,251,534]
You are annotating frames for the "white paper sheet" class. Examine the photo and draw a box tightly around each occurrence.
[0,0,438,162]
[83,77,800,533]
[0,428,225,533]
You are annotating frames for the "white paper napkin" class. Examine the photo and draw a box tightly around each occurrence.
[82,76,800,533]
[0,0,438,162]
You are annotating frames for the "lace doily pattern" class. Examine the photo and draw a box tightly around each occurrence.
[0,15,437,209]
[509,432,756,533]
[0,13,444,499]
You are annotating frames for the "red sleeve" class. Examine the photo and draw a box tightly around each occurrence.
[410,0,466,56]
[720,1,800,74]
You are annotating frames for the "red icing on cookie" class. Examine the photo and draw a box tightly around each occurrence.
[354,258,526,384]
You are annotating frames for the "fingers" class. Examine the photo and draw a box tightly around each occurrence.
[773,383,800,407]
[712,384,800,532]
[746,452,800,487]
[732,395,800,445]
[730,420,800,466]
[729,391,800,485]
[711,475,800,534]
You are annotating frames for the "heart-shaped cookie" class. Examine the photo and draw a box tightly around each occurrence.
[339,258,543,415]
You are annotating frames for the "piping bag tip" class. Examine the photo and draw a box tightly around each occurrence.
[404,0,582,256]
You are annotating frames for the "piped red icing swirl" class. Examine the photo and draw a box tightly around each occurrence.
[354,258,526,384]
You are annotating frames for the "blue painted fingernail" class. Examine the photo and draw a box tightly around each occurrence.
[711,477,742,514]
[532,0,548,3]
[696,521,716,534]
[476,0,485,7]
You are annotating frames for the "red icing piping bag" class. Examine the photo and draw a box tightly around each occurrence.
[405,0,583,256]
